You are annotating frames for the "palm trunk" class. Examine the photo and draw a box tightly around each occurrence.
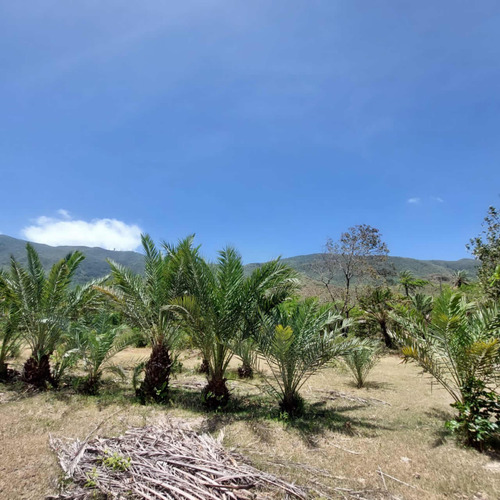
[197,358,209,374]
[238,362,253,379]
[280,391,304,417]
[0,362,9,382]
[380,320,394,349]
[138,342,171,403]
[202,375,230,408]
[22,354,54,388]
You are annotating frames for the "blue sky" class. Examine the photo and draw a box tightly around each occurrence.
[1,1,499,262]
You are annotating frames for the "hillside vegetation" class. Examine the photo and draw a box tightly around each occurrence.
[0,235,478,286]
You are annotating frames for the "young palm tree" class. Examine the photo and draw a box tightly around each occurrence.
[392,291,500,448]
[256,298,356,416]
[70,313,137,394]
[452,270,470,289]
[176,247,298,407]
[0,244,100,387]
[341,339,381,388]
[410,293,433,323]
[234,337,258,378]
[359,287,394,348]
[398,270,428,297]
[103,234,193,403]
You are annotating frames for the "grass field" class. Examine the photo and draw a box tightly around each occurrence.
[0,350,499,499]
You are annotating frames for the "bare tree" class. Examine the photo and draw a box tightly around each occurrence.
[320,224,389,318]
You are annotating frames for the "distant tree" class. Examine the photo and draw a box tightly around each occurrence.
[359,287,395,348]
[429,273,450,294]
[398,270,428,297]
[410,293,433,323]
[467,206,500,299]
[452,270,470,289]
[320,225,389,317]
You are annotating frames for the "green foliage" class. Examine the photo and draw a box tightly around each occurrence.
[50,339,79,386]
[392,291,500,449]
[70,312,136,395]
[175,246,298,407]
[0,289,21,379]
[467,206,500,299]
[341,340,381,388]
[234,337,258,378]
[84,467,99,488]
[358,287,395,348]
[410,293,433,322]
[103,234,195,401]
[99,450,131,471]
[398,270,429,297]
[0,244,104,386]
[446,378,499,450]
[452,270,470,289]
[256,298,359,416]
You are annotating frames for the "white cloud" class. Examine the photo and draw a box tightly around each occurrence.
[57,209,71,219]
[407,197,420,204]
[433,197,444,203]
[22,211,142,251]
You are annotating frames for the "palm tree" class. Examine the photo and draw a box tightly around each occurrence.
[391,292,500,448]
[70,312,137,394]
[234,337,258,378]
[410,293,433,323]
[103,234,193,403]
[452,270,470,289]
[256,298,356,416]
[176,247,298,408]
[0,244,100,387]
[398,270,428,297]
[359,287,394,348]
[341,339,381,388]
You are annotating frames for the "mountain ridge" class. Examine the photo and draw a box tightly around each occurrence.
[0,234,478,286]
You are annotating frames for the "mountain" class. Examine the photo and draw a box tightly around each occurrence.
[0,235,144,284]
[259,253,478,283]
[0,235,478,287]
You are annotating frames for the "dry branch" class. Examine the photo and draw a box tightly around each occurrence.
[49,424,307,500]
[320,390,390,407]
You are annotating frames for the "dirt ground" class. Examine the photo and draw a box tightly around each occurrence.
[0,350,499,499]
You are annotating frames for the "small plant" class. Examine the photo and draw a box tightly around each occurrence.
[84,467,99,488]
[341,340,381,388]
[70,313,136,395]
[99,450,131,472]
[235,337,258,379]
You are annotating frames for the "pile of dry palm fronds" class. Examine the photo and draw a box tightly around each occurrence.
[49,424,307,500]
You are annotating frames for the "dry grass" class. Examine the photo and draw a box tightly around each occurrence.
[1,350,499,500]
